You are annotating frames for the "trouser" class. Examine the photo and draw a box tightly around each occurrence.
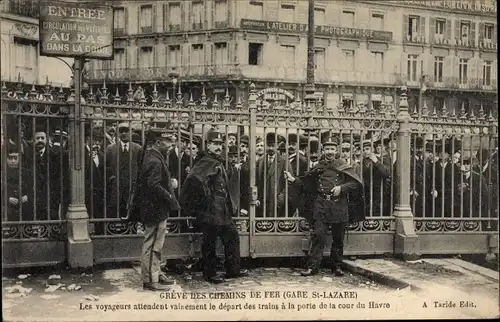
[200,222,240,278]
[307,220,346,271]
[141,219,167,284]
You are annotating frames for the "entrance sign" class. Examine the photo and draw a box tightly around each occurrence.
[39,0,114,59]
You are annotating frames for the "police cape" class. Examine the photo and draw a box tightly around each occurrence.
[179,152,240,226]
[288,158,366,225]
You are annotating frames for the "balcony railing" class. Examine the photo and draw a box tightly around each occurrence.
[3,0,39,18]
[397,74,497,91]
[86,64,497,91]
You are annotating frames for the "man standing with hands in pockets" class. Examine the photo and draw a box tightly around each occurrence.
[285,135,364,277]
[139,128,180,291]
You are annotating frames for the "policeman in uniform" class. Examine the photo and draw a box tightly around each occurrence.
[286,135,364,276]
[179,129,249,283]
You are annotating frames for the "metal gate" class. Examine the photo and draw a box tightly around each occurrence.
[1,80,498,268]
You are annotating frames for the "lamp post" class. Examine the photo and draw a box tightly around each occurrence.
[304,0,316,108]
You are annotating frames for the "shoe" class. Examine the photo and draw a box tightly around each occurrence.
[204,275,225,284]
[300,268,318,276]
[143,283,171,291]
[333,267,344,276]
[225,269,250,279]
[159,273,175,285]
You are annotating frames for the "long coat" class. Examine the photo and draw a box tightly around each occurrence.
[289,153,309,177]
[454,171,489,218]
[138,148,179,226]
[85,146,105,219]
[179,153,239,226]
[256,155,294,217]
[105,141,142,217]
[288,158,365,225]
[2,165,32,221]
[361,157,392,217]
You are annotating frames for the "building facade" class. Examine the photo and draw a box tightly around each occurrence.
[0,0,73,87]
[86,0,497,114]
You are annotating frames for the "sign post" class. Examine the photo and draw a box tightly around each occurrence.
[39,0,114,269]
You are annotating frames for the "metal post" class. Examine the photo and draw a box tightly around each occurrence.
[66,57,93,269]
[304,0,315,107]
[248,83,258,259]
[393,86,420,260]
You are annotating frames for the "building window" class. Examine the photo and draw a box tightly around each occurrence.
[248,43,262,65]
[139,47,154,69]
[341,10,355,28]
[192,1,204,29]
[314,48,325,70]
[248,1,263,20]
[280,4,295,23]
[407,54,419,82]
[483,61,491,86]
[168,45,181,67]
[371,52,383,73]
[165,2,181,30]
[408,15,420,39]
[371,13,384,30]
[484,24,494,41]
[140,5,153,33]
[342,49,355,71]
[433,56,444,82]
[460,21,470,42]
[214,0,228,27]
[113,8,125,34]
[214,42,228,66]
[315,8,325,26]
[113,48,126,69]
[435,19,445,35]
[191,44,204,66]
[459,58,468,84]
[279,45,295,66]
[14,37,37,84]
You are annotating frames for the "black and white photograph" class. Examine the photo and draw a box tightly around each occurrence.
[1,0,498,320]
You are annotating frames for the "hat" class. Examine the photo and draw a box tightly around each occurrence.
[425,141,437,152]
[132,132,142,144]
[361,139,372,148]
[207,129,224,143]
[256,136,263,144]
[288,133,298,145]
[53,128,68,137]
[309,140,320,153]
[91,127,104,139]
[191,135,202,147]
[266,132,279,145]
[298,135,309,148]
[240,134,249,145]
[323,136,339,147]
[445,139,462,155]
[148,127,172,141]
[227,145,239,155]
[117,122,130,131]
[414,136,425,149]
[227,132,237,138]
[178,128,191,143]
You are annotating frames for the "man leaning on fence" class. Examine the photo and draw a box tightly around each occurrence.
[285,135,364,277]
[138,128,180,291]
[179,129,249,284]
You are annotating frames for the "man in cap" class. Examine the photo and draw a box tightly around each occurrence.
[454,154,488,219]
[84,127,106,231]
[410,136,426,217]
[105,122,142,219]
[239,134,249,162]
[284,134,364,276]
[255,136,265,161]
[308,140,320,168]
[138,127,179,291]
[255,132,294,217]
[179,128,248,284]
[360,140,392,217]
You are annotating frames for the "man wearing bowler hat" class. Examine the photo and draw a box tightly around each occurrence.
[105,122,142,219]
[284,133,364,276]
[139,128,179,291]
[288,133,308,177]
[255,132,294,217]
[179,128,248,284]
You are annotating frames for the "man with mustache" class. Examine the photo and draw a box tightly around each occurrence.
[179,129,248,284]
[285,134,364,276]
[255,136,265,161]
[138,128,179,291]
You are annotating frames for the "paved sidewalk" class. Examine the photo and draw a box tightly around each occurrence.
[2,258,499,321]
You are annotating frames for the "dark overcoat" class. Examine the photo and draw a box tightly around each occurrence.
[138,148,179,226]
[289,158,365,225]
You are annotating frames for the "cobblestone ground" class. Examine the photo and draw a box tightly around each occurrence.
[2,263,498,321]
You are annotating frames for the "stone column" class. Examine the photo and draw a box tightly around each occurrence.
[393,86,420,260]
[66,58,93,269]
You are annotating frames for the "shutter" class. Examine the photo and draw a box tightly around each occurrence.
[403,15,408,40]
[152,3,156,32]
[429,18,435,43]
[181,2,185,30]
[494,25,497,45]
[179,44,183,69]
[445,19,451,42]
[470,21,476,46]
[454,20,460,43]
[163,4,168,31]
[211,43,215,67]
[479,22,485,43]
[125,7,129,33]
[419,17,425,41]
[469,58,477,80]
[136,47,139,68]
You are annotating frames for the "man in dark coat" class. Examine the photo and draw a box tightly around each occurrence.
[454,155,489,218]
[255,133,294,217]
[105,122,142,218]
[477,148,498,230]
[85,127,105,232]
[285,135,364,277]
[179,129,248,284]
[410,136,425,217]
[288,133,309,177]
[2,147,31,222]
[138,128,180,291]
